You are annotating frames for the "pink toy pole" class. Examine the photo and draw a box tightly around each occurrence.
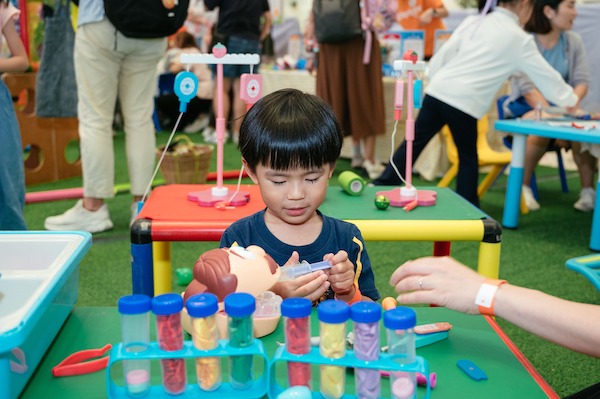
[180,46,260,207]
[216,62,225,189]
[376,51,437,208]
[405,68,414,190]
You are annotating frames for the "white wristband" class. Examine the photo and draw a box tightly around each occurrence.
[475,279,506,316]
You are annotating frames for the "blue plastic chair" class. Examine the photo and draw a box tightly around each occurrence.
[153,73,177,132]
[496,95,569,200]
[566,255,600,291]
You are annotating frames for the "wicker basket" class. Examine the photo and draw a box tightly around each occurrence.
[157,135,213,184]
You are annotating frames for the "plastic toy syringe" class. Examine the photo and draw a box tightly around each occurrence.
[278,260,332,281]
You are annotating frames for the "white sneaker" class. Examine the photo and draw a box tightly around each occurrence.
[363,159,385,180]
[522,185,540,211]
[203,127,216,143]
[231,131,239,145]
[183,115,210,133]
[574,187,596,212]
[351,155,364,168]
[45,200,113,233]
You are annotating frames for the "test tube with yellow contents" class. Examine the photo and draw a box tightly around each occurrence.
[317,300,350,399]
[185,293,222,391]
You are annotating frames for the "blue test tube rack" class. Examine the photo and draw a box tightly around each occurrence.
[269,345,431,399]
[106,339,270,398]
[106,338,431,399]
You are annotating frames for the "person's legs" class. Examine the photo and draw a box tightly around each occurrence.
[118,31,166,203]
[523,136,551,187]
[372,95,446,185]
[520,135,551,211]
[445,109,479,207]
[572,142,597,212]
[0,82,27,230]
[45,20,121,232]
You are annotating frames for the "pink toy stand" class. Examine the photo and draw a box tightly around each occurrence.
[378,53,437,208]
[180,45,260,207]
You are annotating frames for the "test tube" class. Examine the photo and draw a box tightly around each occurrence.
[384,307,417,399]
[224,292,255,390]
[118,294,151,397]
[318,299,350,399]
[152,293,187,395]
[351,302,382,399]
[281,297,312,388]
[185,293,222,391]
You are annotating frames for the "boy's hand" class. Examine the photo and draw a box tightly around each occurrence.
[271,272,330,303]
[324,251,356,298]
[270,251,330,302]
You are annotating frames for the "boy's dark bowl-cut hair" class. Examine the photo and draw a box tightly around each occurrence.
[239,88,344,172]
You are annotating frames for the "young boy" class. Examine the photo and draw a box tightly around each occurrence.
[220,88,380,305]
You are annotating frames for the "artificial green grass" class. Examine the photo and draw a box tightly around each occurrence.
[23,130,599,397]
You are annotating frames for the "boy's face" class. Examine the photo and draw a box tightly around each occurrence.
[244,160,335,226]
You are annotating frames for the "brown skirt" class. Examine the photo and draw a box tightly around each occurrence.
[316,35,386,139]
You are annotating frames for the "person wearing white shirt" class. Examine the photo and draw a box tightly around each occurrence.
[372,0,579,208]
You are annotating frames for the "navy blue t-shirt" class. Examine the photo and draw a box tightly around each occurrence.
[220,209,380,303]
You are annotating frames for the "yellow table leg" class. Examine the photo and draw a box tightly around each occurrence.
[153,241,172,295]
[477,241,501,278]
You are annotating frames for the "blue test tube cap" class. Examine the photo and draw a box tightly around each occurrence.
[118,294,151,315]
[186,293,219,318]
[317,299,350,324]
[281,297,312,319]
[383,306,417,330]
[224,292,256,318]
[350,301,382,324]
[151,293,184,315]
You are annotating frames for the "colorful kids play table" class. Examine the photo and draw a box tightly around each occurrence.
[18,306,556,398]
[495,119,600,250]
[131,185,502,297]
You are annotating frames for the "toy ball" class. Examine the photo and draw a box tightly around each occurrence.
[382,296,397,310]
[374,195,390,210]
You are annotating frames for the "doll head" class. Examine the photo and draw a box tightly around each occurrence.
[183,245,281,303]
[182,245,283,338]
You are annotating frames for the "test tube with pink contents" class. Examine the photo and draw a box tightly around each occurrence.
[281,297,312,388]
[384,307,417,399]
[118,294,151,397]
[351,302,382,399]
[185,293,222,392]
[152,293,187,395]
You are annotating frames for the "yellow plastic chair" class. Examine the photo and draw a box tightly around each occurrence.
[437,115,529,214]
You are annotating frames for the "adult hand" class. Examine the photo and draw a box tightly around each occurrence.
[389,256,486,314]
[419,8,434,25]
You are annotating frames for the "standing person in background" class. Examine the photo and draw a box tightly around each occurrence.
[304,2,386,180]
[0,0,29,230]
[502,0,594,212]
[155,30,214,133]
[372,0,580,207]
[45,0,168,233]
[396,0,449,60]
[185,0,217,52]
[202,0,272,145]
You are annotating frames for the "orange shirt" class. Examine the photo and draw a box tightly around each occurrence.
[396,0,446,57]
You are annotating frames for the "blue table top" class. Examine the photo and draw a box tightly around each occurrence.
[495,119,600,143]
